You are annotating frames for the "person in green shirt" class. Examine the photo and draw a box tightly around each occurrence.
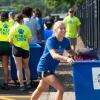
[0,12,11,90]
[9,13,32,91]
[9,12,15,27]
[63,8,81,51]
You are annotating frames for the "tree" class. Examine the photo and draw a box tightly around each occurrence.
[43,0,83,9]
[12,3,25,12]
[0,0,83,16]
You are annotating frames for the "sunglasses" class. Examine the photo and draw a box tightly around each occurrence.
[69,11,74,13]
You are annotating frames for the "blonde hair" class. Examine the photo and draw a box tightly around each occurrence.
[68,8,75,12]
[52,21,65,34]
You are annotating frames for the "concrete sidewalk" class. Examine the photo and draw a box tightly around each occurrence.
[0,92,75,100]
[39,92,75,100]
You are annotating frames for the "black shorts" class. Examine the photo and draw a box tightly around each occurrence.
[12,45,29,59]
[37,70,55,79]
[0,41,11,56]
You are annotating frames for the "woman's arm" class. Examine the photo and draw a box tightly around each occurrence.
[9,37,13,44]
[49,49,75,64]
[67,49,77,57]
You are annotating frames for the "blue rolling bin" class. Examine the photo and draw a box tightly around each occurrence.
[37,42,45,56]
[44,29,52,41]
[10,55,17,80]
[29,44,41,80]
[10,44,41,80]
[72,61,100,100]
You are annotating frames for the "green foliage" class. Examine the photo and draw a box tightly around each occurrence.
[44,0,83,8]
[0,0,83,16]
[12,4,25,13]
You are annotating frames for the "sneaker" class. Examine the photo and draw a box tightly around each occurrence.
[26,84,31,89]
[1,83,10,90]
[19,85,26,91]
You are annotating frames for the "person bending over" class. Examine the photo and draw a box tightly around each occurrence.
[31,21,76,100]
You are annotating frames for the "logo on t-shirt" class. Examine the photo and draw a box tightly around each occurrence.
[56,45,64,55]
[15,29,27,41]
[68,20,76,24]
[0,24,9,35]
[18,29,24,34]
[3,24,8,28]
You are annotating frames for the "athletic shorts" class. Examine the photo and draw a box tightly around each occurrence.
[12,45,29,59]
[37,70,55,79]
[68,38,77,46]
[0,41,11,56]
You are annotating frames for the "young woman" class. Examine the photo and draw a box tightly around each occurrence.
[34,8,44,40]
[22,6,40,44]
[0,12,11,90]
[31,21,76,100]
[9,13,32,91]
[9,12,15,27]
[63,8,81,51]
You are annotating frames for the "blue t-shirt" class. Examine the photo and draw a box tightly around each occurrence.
[23,18,38,44]
[37,36,71,72]
[36,17,44,39]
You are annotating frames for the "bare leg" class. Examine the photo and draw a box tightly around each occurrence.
[14,57,24,86]
[31,79,49,100]
[43,75,65,100]
[22,58,30,84]
[71,45,75,51]
[71,38,77,52]
[31,74,64,100]
[2,56,9,83]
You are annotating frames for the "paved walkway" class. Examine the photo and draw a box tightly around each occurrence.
[0,92,75,100]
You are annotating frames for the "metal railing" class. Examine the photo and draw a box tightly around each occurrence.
[77,0,100,48]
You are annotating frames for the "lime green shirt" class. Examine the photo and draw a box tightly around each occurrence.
[63,16,81,38]
[0,21,11,42]
[9,19,15,27]
[9,23,32,51]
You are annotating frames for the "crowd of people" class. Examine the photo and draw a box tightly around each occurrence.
[0,6,81,100]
